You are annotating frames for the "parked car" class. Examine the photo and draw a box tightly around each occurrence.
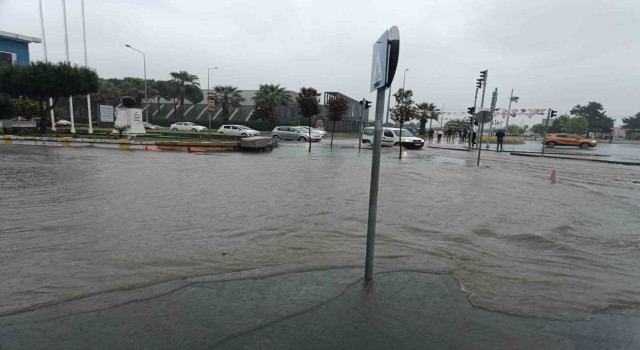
[170,122,207,132]
[143,122,163,130]
[543,133,597,149]
[296,126,327,137]
[271,126,322,142]
[362,127,425,149]
[55,119,71,126]
[218,124,260,136]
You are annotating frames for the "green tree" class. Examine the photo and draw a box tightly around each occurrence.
[93,78,122,107]
[326,95,349,149]
[13,98,40,117]
[169,71,200,119]
[445,118,470,129]
[549,114,570,133]
[212,85,245,122]
[253,84,291,122]
[296,87,321,152]
[0,94,16,117]
[621,112,640,133]
[120,77,145,107]
[564,116,589,135]
[570,101,614,134]
[390,88,417,159]
[506,124,524,135]
[415,102,439,135]
[0,61,99,132]
[530,124,547,135]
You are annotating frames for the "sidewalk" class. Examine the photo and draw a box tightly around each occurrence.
[2,268,639,349]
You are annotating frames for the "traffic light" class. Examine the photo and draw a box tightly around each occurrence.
[476,78,483,89]
[479,70,487,82]
[467,107,475,115]
[365,100,372,109]
[550,110,557,118]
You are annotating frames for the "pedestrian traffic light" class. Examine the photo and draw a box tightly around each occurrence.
[550,110,557,118]
[365,100,372,109]
[467,107,475,115]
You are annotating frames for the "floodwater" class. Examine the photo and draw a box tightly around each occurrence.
[1,139,640,320]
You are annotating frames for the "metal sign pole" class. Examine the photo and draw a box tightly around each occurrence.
[364,88,385,282]
[365,26,399,283]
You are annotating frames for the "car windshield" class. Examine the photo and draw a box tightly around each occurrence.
[237,126,251,130]
[393,129,415,137]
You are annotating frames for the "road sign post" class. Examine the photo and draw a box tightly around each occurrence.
[475,110,493,166]
[365,26,399,283]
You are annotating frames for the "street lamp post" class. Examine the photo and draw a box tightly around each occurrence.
[62,0,75,134]
[39,0,56,131]
[402,68,409,90]
[207,67,217,141]
[125,44,148,123]
[505,89,519,131]
[81,0,93,134]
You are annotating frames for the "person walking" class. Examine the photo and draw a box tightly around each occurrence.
[496,129,505,151]
[436,129,444,143]
[428,129,434,144]
[471,130,477,148]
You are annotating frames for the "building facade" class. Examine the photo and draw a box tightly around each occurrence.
[0,30,41,66]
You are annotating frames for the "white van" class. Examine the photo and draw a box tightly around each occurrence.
[362,127,425,149]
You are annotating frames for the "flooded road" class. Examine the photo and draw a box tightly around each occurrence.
[1,139,640,319]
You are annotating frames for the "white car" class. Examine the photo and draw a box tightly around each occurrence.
[296,126,327,137]
[218,124,260,136]
[55,119,71,126]
[362,127,425,149]
[170,122,207,132]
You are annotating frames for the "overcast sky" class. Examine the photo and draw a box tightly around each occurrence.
[1,0,638,126]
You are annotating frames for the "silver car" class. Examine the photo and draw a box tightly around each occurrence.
[170,122,207,132]
[271,126,322,142]
[218,124,260,136]
[296,126,327,138]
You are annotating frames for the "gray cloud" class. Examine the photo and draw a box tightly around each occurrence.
[1,0,638,125]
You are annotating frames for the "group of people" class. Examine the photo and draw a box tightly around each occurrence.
[426,127,475,145]
[423,127,507,151]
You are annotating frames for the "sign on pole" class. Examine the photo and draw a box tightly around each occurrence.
[99,105,114,122]
[365,26,400,283]
[207,97,215,112]
[370,30,388,92]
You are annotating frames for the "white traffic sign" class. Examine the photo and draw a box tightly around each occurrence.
[370,30,388,92]
[99,105,114,122]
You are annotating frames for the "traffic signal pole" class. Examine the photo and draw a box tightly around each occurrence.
[476,70,488,166]
[541,109,554,155]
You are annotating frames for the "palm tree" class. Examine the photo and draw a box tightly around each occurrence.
[169,71,200,119]
[212,85,245,122]
[253,84,291,122]
[416,102,440,135]
[326,95,349,149]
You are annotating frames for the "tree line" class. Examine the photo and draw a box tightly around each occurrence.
[0,62,301,132]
